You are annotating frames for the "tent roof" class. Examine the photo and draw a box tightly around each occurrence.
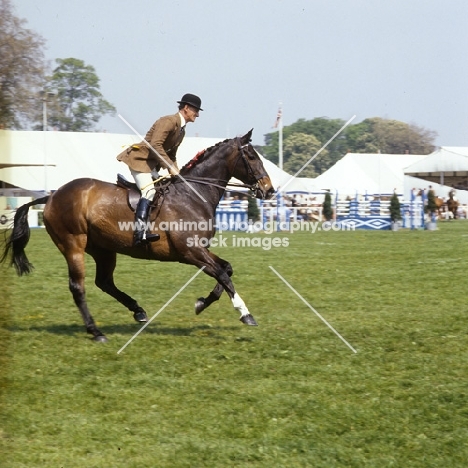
[404,147,468,176]
[0,130,294,192]
[310,153,428,195]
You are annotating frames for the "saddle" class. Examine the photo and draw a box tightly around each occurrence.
[116,174,140,211]
[116,173,173,212]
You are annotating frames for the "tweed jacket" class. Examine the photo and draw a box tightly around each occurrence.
[117,113,185,173]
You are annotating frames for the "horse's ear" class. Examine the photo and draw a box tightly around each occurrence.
[240,129,253,145]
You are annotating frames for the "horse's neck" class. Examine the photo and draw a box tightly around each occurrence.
[182,155,231,202]
[173,175,220,212]
[186,164,229,184]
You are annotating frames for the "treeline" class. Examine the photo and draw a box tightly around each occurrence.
[258,117,437,177]
[0,0,114,131]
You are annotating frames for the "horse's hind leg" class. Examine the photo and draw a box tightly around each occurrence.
[64,245,107,342]
[89,248,149,323]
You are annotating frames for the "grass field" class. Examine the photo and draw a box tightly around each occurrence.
[1,222,468,467]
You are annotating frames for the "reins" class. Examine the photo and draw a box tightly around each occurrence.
[171,137,265,197]
[181,175,259,190]
[178,176,259,198]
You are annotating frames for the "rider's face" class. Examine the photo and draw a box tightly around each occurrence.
[183,105,199,123]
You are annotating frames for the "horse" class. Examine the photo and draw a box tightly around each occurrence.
[1,129,275,342]
[446,190,459,219]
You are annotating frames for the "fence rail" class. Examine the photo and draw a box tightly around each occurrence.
[217,195,433,231]
[1,195,458,232]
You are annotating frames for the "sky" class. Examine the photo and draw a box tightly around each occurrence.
[13,0,468,148]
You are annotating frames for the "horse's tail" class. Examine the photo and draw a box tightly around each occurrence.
[0,196,49,276]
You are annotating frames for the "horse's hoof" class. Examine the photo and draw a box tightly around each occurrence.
[93,335,109,343]
[133,309,148,322]
[195,297,206,315]
[240,314,258,326]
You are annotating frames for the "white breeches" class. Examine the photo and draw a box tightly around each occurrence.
[130,169,156,200]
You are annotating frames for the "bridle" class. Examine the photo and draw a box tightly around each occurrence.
[234,137,268,184]
[229,137,268,192]
[180,137,269,196]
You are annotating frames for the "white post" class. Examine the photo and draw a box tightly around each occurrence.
[42,96,48,193]
[41,91,55,194]
[278,103,283,170]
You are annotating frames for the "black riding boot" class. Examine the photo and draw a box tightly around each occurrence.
[133,198,160,246]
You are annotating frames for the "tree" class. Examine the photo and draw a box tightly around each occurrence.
[43,58,116,131]
[262,117,347,171]
[345,117,436,154]
[247,196,260,222]
[389,192,402,222]
[0,0,46,129]
[261,116,437,175]
[283,133,330,178]
[322,191,333,221]
[344,119,380,153]
[425,188,438,217]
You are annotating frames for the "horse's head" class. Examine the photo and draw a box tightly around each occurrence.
[180,129,275,199]
[230,129,275,199]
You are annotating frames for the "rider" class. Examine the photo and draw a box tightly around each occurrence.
[117,93,203,246]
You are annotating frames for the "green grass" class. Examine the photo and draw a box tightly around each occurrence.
[1,222,468,467]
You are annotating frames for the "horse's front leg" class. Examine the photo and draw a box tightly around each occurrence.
[191,251,258,326]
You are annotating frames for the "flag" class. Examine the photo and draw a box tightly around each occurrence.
[273,106,282,128]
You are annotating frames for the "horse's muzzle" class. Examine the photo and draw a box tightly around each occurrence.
[256,177,275,199]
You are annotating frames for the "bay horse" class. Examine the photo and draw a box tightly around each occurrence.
[1,130,274,342]
[446,190,459,219]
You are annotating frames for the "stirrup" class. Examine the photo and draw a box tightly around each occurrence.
[145,232,160,242]
[133,231,160,246]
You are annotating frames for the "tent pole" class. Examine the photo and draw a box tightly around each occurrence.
[278,104,283,170]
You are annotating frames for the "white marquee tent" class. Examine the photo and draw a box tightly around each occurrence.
[404,147,468,184]
[3,131,466,205]
[403,147,468,203]
[309,153,428,195]
[0,130,297,194]
[307,151,468,203]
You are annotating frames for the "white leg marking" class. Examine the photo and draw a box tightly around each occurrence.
[231,292,250,317]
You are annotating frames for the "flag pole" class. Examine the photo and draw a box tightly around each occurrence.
[278,102,283,170]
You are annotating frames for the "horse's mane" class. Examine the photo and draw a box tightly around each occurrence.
[180,138,232,173]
